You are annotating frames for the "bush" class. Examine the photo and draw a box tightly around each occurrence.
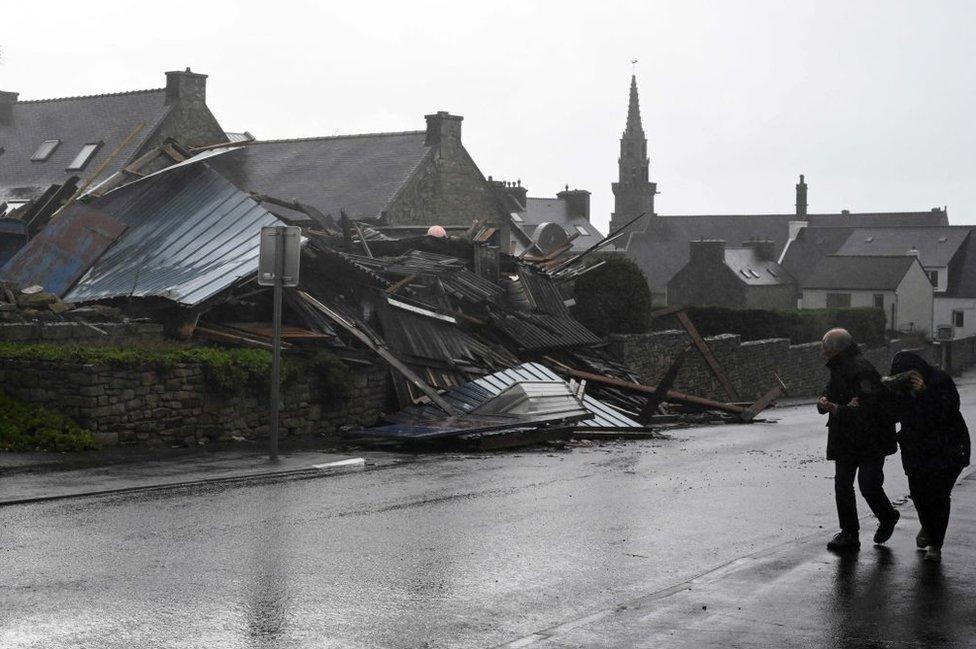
[0,393,99,452]
[572,254,654,336]
[650,306,887,346]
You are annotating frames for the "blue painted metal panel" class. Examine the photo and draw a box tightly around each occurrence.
[0,207,126,296]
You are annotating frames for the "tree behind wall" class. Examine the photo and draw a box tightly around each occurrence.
[572,254,653,336]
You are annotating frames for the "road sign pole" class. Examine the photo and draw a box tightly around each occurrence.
[270,227,284,462]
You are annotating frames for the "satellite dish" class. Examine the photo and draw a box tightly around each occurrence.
[533,222,570,255]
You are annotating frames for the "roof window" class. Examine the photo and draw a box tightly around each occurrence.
[67,142,101,171]
[739,269,750,278]
[31,139,61,161]
[575,225,589,236]
[939,236,948,243]
[767,268,778,277]
[749,269,761,278]
[510,212,523,223]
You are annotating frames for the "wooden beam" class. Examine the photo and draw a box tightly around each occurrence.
[675,309,739,402]
[385,274,417,295]
[639,344,691,422]
[649,305,686,319]
[739,373,788,422]
[543,361,747,415]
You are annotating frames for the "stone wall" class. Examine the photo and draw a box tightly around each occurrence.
[0,356,391,446]
[609,331,945,402]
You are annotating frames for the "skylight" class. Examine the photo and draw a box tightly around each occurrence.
[31,139,61,161]
[575,225,589,236]
[67,143,101,171]
[510,212,523,223]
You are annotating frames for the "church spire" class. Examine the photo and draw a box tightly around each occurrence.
[625,74,644,137]
[610,74,656,235]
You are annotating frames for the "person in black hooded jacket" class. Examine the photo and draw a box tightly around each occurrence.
[817,328,900,551]
[885,351,971,562]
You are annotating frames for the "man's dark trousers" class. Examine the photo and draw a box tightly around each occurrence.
[834,457,897,532]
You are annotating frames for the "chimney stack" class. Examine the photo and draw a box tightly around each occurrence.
[0,91,18,126]
[795,174,808,218]
[489,178,527,208]
[165,68,208,105]
[424,111,463,150]
[689,239,726,266]
[743,238,776,261]
[557,188,591,222]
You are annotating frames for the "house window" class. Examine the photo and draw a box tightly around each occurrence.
[826,293,852,308]
[31,139,61,161]
[873,294,884,309]
[953,310,965,328]
[575,225,589,236]
[927,270,939,287]
[66,142,101,171]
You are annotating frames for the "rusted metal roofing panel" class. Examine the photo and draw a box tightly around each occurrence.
[64,164,282,306]
[0,205,126,296]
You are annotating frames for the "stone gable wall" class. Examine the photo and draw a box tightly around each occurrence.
[0,357,390,446]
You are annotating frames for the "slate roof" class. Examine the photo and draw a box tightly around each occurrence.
[621,209,949,295]
[833,226,972,267]
[519,197,603,252]
[799,256,919,291]
[779,227,856,281]
[0,89,174,203]
[946,234,976,298]
[204,132,433,221]
[722,247,794,286]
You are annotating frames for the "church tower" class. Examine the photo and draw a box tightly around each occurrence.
[609,75,656,234]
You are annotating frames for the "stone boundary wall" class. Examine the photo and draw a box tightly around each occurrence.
[609,331,948,402]
[0,357,391,446]
[0,322,165,344]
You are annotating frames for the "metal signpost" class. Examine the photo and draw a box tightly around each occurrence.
[258,226,302,461]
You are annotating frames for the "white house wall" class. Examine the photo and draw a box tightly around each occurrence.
[895,262,935,335]
[935,297,976,339]
[800,289,896,327]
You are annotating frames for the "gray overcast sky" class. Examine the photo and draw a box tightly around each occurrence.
[2,0,973,233]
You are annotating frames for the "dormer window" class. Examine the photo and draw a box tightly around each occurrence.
[31,139,61,161]
[67,142,101,171]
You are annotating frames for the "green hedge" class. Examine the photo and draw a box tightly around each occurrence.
[650,307,887,346]
[0,343,354,396]
[0,393,99,452]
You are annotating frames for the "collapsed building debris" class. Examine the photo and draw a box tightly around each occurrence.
[0,141,786,448]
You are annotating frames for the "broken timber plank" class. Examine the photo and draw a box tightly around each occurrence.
[675,309,739,403]
[739,373,788,422]
[639,344,691,423]
[385,274,417,295]
[543,361,748,416]
[297,290,458,416]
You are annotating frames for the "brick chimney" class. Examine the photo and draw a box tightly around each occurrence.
[743,238,776,261]
[689,239,726,266]
[795,174,808,218]
[425,111,463,151]
[165,68,208,105]
[0,91,18,126]
[557,187,591,221]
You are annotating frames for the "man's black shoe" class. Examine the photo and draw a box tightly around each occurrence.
[874,510,900,544]
[916,527,929,549]
[827,530,860,551]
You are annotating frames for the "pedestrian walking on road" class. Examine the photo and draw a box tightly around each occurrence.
[817,328,900,551]
[883,351,971,563]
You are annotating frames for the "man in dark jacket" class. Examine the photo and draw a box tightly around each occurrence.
[817,328,899,550]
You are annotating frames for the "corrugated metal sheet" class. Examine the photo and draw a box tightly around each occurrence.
[377,362,643,433]
[0,206,126,296]
[492,311,602,351]
[65,164,282,306]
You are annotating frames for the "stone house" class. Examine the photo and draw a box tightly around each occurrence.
[798,255,933,334]
[0,68,227,210]
[205,111,514,248]
[667,239,796,309]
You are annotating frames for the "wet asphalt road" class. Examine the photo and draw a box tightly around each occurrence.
[3,385,974,648]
